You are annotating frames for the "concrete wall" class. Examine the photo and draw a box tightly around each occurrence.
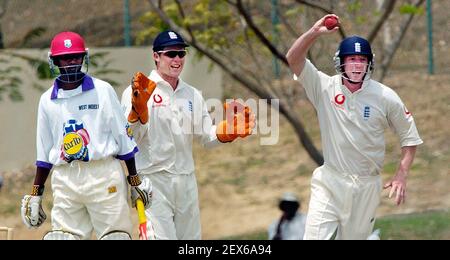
[0,47,222,172]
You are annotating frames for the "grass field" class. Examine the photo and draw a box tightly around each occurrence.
[221,209,450,240]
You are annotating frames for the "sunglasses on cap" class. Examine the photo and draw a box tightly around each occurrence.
[157,50,187,58]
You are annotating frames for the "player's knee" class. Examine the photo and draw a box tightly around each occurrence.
[43,230,81,240]
[100,231,131,240]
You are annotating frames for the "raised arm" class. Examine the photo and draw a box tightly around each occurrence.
[286,14,340,76]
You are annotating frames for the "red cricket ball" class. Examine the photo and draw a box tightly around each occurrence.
[324,17,338,30]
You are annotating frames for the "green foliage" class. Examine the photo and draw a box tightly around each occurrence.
[284,6,304,18]
[399,4,425,15]
[347,1,363,13]
[138,0,242,52]
[355,16,368,25]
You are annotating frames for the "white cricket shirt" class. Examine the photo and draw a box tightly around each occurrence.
[36,75,138,169]
[268,213,306,240]
[121,70,220,175]
[295,60,423,176]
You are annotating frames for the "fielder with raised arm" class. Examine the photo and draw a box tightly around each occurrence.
[20,31,152,240]
[122,30,256,240]
[286,15,423,240]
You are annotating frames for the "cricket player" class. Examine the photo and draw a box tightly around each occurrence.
[20,31,152,240]
[121,30,256,240]
[286,15,423,239]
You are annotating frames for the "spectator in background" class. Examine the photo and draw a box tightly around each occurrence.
[268,192,306,240]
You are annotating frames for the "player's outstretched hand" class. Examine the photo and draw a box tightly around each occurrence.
[128,72,157,124]
[216,100,256,143]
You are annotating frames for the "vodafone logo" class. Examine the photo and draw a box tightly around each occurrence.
[153,94,163,104]
[334,94,346,105]
[404,106,412,116]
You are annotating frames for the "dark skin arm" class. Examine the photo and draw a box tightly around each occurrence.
[124,157,138,176]
[32,167,50,196]
[33,167,50,186]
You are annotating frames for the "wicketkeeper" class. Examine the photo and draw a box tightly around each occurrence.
[121,30,256,239]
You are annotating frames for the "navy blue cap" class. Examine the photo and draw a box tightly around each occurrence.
[152,30,189,52]
[338,35,373,60]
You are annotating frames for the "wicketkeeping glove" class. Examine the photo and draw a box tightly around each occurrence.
[21,185,47,229]
[128,72,157,124]
[216,100,256,143]
[128,174,152,209]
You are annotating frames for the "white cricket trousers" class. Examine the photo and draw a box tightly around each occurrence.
[141,171,201,240]
[304,164,382,240]
[50,158,132,240]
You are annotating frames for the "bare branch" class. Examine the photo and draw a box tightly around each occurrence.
[378,0,425,81]
[367,0,397,42]
[295,0,346,38]
[278,8,299,40]
[233,0,288,65]
[174,0,196,44]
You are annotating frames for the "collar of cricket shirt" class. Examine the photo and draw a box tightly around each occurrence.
[340,77,371,96]
[150,70,186,93]
[50,74,95,100]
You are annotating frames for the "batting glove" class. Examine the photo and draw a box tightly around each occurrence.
[128,174,152,209]
[21,185,47,229]
[128,72,157,124]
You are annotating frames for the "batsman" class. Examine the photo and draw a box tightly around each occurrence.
[286,15,423,239]
[20,32,152,240]
[122,30,256,240]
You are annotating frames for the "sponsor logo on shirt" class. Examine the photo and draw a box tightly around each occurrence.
[79,104,99,111]
[152,94,166,108]
[332,94,346,110]
[404,106,412,117]
[126,123,134,140]
[60,119,90,163]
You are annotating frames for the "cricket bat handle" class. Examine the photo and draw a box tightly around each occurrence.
[136,198,148,240]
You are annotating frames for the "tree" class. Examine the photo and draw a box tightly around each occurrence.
[143,0,425,165]
[0,0,8,49]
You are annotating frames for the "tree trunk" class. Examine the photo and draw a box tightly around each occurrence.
[0,0,8,49]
